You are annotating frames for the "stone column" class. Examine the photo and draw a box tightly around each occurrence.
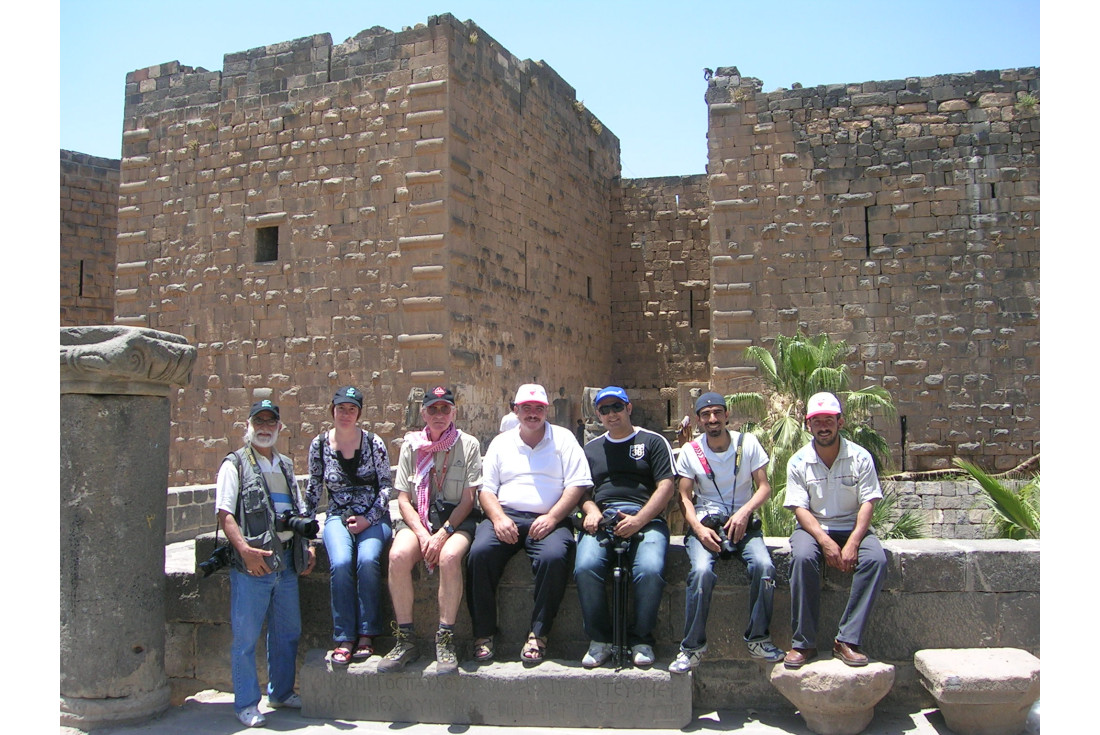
[60,326,196,729]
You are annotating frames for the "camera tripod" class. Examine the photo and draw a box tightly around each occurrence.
[600,529,632,670]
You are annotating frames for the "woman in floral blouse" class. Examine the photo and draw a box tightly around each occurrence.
[306,386,393,665]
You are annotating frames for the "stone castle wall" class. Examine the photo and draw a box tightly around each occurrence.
[113,15,619,484]
[610,175,712,427]
[61,150,119,326]
[60,15,1038,480]
[705,67,1039,471]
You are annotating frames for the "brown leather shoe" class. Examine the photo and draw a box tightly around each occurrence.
[833,639,869,666]
[783,647,818,669]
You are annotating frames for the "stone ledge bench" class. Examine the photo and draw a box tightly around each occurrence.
[769,659,895,735]
[298,648,692,728]
[914,648,1040,735]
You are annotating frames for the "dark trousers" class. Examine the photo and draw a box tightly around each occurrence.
[466,512,575,639]
[789,527,887,649]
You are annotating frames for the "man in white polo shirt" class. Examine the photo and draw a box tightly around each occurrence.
[466,384,592,664]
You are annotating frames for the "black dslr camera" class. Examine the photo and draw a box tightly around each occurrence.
[199,543,232,578]
[277,511,319,539]
[599,507,624,530]
[698,511,737,554]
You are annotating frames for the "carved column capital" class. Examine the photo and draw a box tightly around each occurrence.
[60,326,197,397]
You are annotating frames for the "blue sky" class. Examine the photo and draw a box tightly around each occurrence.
[61,0,1039,178]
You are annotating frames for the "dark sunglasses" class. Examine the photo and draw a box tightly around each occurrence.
[426,404,453,415]
[597,402,626,415]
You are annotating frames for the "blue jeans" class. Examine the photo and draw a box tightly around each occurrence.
[323,514,392,641]
[229,549,301,712]
[574,510,668,646]
[681,528,775,651]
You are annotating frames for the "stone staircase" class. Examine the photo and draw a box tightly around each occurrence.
[299,648,693,728]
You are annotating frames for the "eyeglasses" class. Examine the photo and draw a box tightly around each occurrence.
[251,417,278,427]
[598,402,626,415]
[426,404,453,416]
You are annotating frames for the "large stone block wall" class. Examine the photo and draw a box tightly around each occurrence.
[705,67,1039,472]
[61,150,119,326]
[609,176,711,429]
[114,15,621,484]
[429,21,617,432]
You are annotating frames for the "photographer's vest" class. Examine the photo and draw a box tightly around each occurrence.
[224,446,311,574]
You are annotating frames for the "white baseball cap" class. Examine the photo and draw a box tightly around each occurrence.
[806,392,842,418]
[513,384,549,406]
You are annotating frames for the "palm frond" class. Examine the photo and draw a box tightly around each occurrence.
[745,346,779,388]
[845,424,893,474]
[871,485,927,539]
[808,365,848,397]
[726,392,767,422]
[953,458,1039,539]
[844,386,898,422]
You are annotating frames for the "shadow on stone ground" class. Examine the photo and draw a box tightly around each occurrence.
[64,689,964,735]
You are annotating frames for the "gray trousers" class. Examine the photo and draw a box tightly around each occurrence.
[789,527,887,649]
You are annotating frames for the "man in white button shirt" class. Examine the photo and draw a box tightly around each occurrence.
[783,392,887,669]
[466,384,592,664]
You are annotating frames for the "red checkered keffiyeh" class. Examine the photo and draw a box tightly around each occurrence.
[403,423,458,531]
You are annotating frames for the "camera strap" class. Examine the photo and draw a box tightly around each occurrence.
[690,431,744,509]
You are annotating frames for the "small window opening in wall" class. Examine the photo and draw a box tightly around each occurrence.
[78,259,85,297]
[674,194,680,215]
[255,226,279,262]
[587,276,593,300]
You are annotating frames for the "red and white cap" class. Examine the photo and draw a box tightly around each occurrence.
[513,383,549,406]
[806,392,842,418]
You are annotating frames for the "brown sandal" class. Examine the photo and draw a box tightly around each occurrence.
[473,637,494,662]
[331,643,353,665]
[521,633,546,664]
[353,635,374,660]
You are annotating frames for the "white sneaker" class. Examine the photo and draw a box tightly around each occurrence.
[632,644,656,667]
[582,641,613,669]
[746,638,785,663]
[668,648,704,674]
[267,692,302,709]
[236,705,267,727]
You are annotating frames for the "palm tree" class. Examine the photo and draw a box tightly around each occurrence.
[953,458,1039,539]
[724,331,921,538]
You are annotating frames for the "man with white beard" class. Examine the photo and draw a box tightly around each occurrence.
[215,399,316,727]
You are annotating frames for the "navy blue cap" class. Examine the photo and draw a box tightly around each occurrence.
[332,386,363,409]
[694,392,727,414]
[423,385,456,407]
[249,399,280,420]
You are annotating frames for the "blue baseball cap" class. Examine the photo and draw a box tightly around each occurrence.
[594,386,630,405]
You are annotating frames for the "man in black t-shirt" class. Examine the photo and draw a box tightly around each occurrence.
[574,386,675,668]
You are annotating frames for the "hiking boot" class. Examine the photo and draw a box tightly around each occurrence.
[377,624,419,673]
[435,628,458,674]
